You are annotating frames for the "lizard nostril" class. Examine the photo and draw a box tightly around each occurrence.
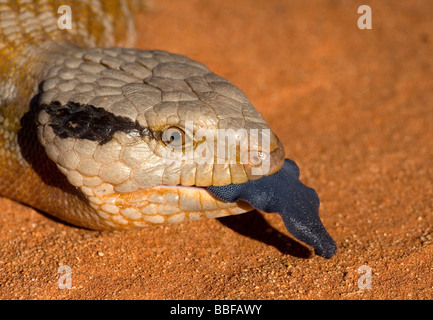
[242,141,285,180]
[241,150,269,168]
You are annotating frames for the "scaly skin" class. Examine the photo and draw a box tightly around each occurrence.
[0,0,285,230]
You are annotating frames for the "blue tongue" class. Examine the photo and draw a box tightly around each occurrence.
[207,159,337,259]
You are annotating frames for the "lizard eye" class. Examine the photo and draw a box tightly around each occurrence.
[161,126,191,149]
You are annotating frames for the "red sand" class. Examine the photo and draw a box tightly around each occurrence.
[1,0,432,299]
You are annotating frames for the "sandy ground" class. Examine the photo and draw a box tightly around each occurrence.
[1,0,432,300]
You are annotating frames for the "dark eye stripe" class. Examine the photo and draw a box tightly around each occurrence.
[41,101,149,145]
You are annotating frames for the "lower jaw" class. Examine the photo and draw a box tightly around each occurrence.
[86,184,253,230]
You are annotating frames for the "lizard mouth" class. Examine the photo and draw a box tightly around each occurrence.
[86,155,337,259]
[91,141,286,228]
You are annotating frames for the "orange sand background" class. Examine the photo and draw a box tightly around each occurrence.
[0,0,432,299]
